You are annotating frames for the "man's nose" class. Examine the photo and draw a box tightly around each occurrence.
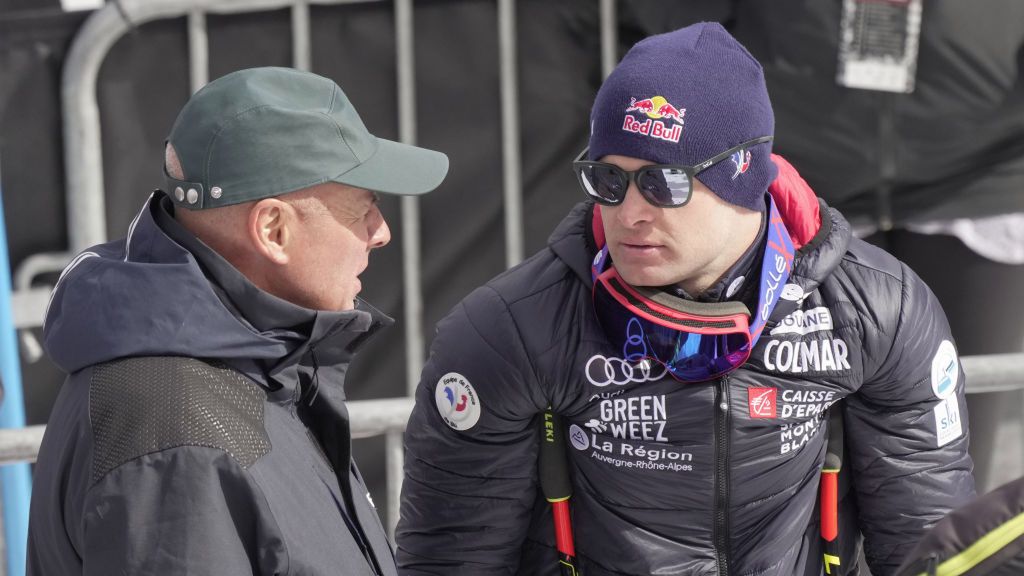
[615,182,656,227]
[370,209,391,249]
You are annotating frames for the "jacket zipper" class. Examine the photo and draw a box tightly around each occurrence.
[295,354,383,576]
[714,375,732,576]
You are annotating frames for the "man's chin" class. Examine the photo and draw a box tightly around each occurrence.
[615,266,682,288]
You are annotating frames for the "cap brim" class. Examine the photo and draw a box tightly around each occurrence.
[332,137,449,196]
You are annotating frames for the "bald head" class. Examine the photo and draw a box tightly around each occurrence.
[167,142,325,257]
[165,142,390,310]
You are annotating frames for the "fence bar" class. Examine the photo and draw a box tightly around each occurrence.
[348,397,415,439]
[291,0,312,71]
[385,429,404,540]
[188,10,209,93]
[395,0,424,395]
[599,0,617,78]
[0,428,45,466]
[498,0,523,267]
[961,354,1024,394]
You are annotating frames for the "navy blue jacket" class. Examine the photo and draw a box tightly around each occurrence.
[397,172,975,575]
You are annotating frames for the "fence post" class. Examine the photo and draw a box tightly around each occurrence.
[0,160,32,576]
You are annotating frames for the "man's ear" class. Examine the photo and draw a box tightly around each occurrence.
[247,198,293,265]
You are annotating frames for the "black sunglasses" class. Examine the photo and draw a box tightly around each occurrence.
[573,135,773,208]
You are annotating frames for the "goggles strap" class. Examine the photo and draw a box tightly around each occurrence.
[591,204,606,252]
[749,196,796,346]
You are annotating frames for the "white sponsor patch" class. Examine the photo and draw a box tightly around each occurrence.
[770,307,834,336]
[763,338,851,373]
[780,283,806,302]
[434,373,481,431]
[584,394,669,441]
[569,424,589,451]
[931,340,959,400]
[934,397,963,447]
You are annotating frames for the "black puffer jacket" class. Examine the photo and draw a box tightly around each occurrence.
[396,162,975,575]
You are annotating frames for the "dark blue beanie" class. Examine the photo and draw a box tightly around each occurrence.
[589,22,776,212]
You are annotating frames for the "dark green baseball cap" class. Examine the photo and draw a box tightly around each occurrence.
[164,67,449,209]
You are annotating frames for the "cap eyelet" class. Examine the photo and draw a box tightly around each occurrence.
[210,186,223,199]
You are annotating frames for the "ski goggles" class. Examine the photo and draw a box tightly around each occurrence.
[591,195,794,382]
[574,136,773,208]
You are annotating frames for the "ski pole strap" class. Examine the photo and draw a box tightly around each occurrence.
[539,409,579,575]
[822,405,845,574]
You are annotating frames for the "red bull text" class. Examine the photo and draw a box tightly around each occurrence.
[622,116,683,143]
[623,95,685,143]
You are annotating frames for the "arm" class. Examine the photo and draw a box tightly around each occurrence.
[81,447,285,576]
[845,262,975,574]
[396,286,550,575]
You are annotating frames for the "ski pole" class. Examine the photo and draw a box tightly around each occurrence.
[539,409,578,575]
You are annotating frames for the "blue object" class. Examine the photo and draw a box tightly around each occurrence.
[0,168,32,576]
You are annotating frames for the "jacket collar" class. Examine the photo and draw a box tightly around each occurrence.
[153,193,393,395]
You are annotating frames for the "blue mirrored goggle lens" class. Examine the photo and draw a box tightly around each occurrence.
[593,281,751,382]
[640,319,751,381]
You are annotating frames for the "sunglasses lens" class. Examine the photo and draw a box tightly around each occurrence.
[638,168,691,207]
[578,164,627,204]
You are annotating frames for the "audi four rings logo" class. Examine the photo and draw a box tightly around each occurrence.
[585,354,667,387]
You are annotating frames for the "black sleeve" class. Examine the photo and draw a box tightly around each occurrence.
[397,286,551,575]
[847,263,975,574]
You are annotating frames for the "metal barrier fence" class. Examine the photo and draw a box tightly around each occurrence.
[2,353,1024,538]
[4,0,1024,569]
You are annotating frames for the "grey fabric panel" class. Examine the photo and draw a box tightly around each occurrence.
[82,446,287,575]
[89,356,270,482]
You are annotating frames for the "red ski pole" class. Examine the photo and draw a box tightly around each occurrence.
[540,410,578,575]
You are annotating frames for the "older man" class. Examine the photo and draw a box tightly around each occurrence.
[397,23,973,575]
[28,67,447,575]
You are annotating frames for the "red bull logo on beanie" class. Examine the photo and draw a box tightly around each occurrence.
[623,96,685,143]
[731,149,752,179]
